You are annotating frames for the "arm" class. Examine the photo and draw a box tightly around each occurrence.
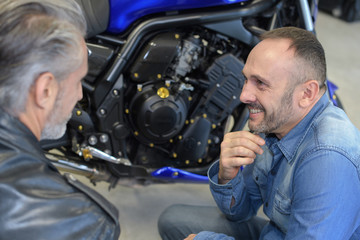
[0,155,120,240]
[208,131,265,221]
[286,150,360,239]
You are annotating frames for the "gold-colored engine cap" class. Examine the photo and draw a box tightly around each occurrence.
[157,87,170,99]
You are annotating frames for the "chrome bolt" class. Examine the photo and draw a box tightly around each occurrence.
[113,89,119,96]
[99,109,106,115]
[88,135,98,145]
[100,134,109,143]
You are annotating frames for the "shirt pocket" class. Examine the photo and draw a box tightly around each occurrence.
[272,190,291,234]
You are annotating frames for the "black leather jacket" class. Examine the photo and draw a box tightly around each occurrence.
[0,109,120,240]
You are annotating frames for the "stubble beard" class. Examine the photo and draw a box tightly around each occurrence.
[248,87,295,135]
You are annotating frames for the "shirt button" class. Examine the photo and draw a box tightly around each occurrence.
[255,176,259,181]
[265,202,269,207]
[271,170,276,175]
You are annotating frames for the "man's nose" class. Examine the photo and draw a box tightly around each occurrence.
[240,82,256,103]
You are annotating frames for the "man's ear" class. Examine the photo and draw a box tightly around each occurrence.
[33,72,58,109]
[299,80,320,108]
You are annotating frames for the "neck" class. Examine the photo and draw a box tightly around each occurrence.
[18,110,45,141]
[275,92,324,139]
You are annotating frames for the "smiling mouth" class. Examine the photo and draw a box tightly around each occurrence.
[249,108,263,114]
[248,104,264,114]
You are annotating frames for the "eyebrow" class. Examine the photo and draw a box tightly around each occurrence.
[242,71,271,85]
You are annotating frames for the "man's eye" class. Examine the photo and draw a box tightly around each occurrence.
[256,79,265,85]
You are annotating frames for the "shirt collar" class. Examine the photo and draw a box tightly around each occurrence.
[265,93,331,163]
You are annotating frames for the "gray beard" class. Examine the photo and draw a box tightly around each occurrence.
[40,112,72,140]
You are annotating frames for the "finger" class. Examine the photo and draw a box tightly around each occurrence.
[222,136,264,156]
[225,131,265,146]
[230,156,255,167]
[219,157,255,183]
[184,234,197,240]
[221,156,255,169]
[221,145,257,160]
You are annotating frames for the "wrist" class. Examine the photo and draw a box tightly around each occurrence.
[218,175,232,185]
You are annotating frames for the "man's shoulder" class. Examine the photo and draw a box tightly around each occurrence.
[309,104,360,159]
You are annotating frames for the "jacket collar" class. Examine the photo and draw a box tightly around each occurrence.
[0,108,49,162]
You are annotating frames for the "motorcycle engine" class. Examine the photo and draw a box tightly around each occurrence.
[123,31,245,169]
[73,29,246,174]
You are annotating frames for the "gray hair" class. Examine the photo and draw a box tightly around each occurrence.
[260,27,327,90]
[0,0,87,116]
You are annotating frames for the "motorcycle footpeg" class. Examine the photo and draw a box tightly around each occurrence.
[81,146,132,166]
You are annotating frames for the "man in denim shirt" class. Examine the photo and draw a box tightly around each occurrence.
[158,27,360,239]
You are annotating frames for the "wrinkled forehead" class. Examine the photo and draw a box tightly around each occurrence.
[244,38,297,85]
[250,38,294,62]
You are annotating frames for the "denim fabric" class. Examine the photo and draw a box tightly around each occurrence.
[195,231,235,240]
[158,204,267,240]
[206,93,360,239]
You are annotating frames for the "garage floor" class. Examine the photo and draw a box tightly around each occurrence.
[80,11,360,240]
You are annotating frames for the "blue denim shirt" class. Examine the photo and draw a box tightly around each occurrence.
[200,94,360,240]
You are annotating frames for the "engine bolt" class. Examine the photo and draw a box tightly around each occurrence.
[208,139,212,144]
[149,143,154,148]
[185,160,190,165]
[212,124,217,129]
[157,74,162,79]
[100,134,109,143]
[190,119,194,124]
[88,135,98,145]
[125,109,130,114]
[178,135,183,140]
[175,34,180,39]
[137,84,143,92]
[134,131,139,136]
[172,153,177,158]
[78,125,83,131]
[134,73,139,78]
[113,89,119,96]
[188,96,192,101]
[169,139,174,143]
[76,110,82,116]
[185,120,189,125]
[99,108,106,115]
[203,113,207,118]
[141,156,149,164]
[173,171,179,177]
[198,158,203,164]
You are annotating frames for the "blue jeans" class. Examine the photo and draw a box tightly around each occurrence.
[158,204,268,240]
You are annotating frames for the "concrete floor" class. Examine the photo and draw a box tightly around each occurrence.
[80,11,360,240]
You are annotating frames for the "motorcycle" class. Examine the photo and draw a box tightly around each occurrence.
[41,0,341,187]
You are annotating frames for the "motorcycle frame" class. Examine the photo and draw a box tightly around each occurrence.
[48,0,340,185]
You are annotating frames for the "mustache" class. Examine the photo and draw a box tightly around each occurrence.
[247,103,265,111]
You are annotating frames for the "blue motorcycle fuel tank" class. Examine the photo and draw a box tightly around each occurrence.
[108,0,248,33]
